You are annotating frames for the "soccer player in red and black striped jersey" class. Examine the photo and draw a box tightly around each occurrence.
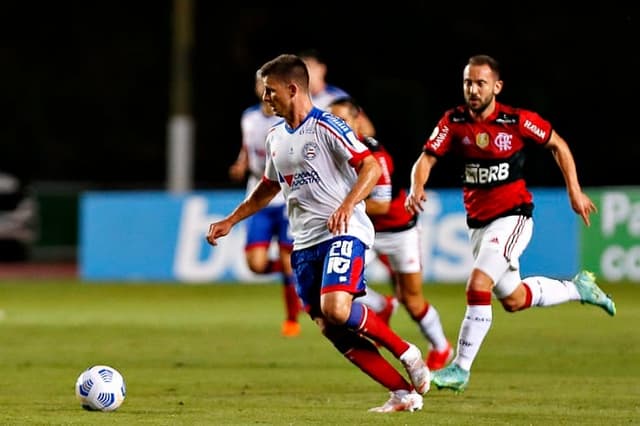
[406,54,616,392]
[329,97,453,371]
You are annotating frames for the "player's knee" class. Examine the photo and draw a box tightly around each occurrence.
[320,293,353,325]
[246,259,269,274]
[322,308,348,325]
[499,297,523,313]
[247,264,265,274]
[499,284,529,312]
[320,301,350,325]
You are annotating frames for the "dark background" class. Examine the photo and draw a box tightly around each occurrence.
[1,4,637,192]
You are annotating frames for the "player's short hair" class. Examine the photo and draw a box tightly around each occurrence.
[468,54,501,80]
[327,96,362,118]
[259,54,310,91]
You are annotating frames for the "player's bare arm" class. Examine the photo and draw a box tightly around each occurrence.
[546,130,597,226]
[406,152,438,215]
[364,154,390,215]
[328,155,381,235]
[365,198,390,216]
[229,145,249,182]
[206,179,281,245]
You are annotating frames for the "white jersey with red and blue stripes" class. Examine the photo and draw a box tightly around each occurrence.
[241,103,284,206]
[264,107,374,250]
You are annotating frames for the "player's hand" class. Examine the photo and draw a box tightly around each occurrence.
[328,205,353,235]
[570,191,598,227]
[206,220,233,246]
[405,189,427,215]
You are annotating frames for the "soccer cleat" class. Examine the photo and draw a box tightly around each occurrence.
[426,341,454,371]
[431,363,470,392]
[399,343,430,395]
[368,389,423,413]
[281,320,301,337]
[376,295,399,326]
[572,270,616,316]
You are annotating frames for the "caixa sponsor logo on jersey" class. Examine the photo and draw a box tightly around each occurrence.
[325,113,351,134]
[291,170,320,190]
[523,119,546,139]
[464,162,510,185]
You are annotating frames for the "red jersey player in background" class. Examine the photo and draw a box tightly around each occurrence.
[329,97,453,371]
[406,54,616,393]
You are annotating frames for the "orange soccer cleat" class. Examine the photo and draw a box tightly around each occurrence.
[281,320,301,337]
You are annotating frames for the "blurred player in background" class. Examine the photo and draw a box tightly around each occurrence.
[329,96,453,371]
[208,54,430,412]
[229,70,301,337]
[406,54,617,393]
[299,48,376,136]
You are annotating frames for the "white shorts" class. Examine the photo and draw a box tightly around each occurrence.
[468,215,533,298]
[371,225,422,274]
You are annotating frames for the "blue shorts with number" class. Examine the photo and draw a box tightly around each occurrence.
[290,236,367,318]
[245,204,293,250]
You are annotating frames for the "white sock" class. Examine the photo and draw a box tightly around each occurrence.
[523,276,581,307]
[359,286,388,312]
[454,305,492,371]
[419,305,449,352]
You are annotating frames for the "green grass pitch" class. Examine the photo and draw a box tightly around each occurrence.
[0,279,638,425]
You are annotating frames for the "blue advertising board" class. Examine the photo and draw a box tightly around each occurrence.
[79,189,577,283]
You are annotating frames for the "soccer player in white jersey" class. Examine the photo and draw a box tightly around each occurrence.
[229,71,301,337]
[207,53,429,413]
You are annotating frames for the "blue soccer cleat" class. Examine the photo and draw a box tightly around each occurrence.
[431,363,470,393]
[573,270,616,316]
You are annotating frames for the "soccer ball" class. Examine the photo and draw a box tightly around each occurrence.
[75,365,126,411]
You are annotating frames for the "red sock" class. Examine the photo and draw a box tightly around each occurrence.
[266,260,283,274]
[345,337,411,391]
[283,278,300,321]
[522,282,533,309]
[355,305,409,358]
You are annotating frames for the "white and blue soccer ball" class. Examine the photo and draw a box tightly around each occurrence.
[75,365,126,411]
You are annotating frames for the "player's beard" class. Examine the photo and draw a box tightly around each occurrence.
[467,95,493,115]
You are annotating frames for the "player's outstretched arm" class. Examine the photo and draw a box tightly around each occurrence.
[546,130,597,226]
[229,145,249,182]
[206,220,233,246]
[406,152,437,215]
[206,179,281,245]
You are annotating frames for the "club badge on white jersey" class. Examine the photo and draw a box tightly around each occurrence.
[264,107,375,250]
